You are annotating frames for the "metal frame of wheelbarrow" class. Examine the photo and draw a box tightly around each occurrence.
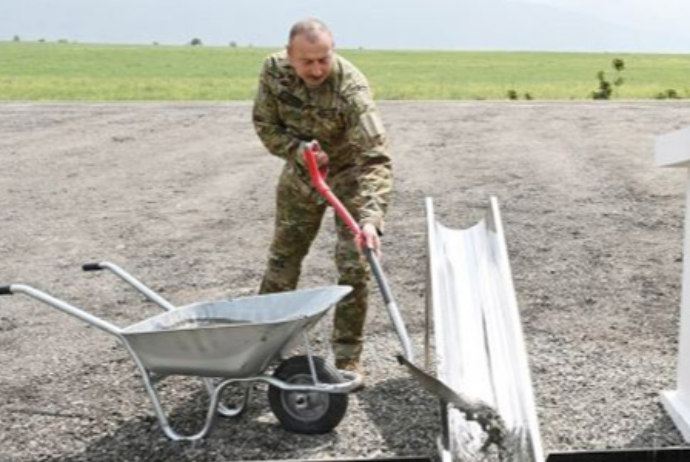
[0,263,362,441]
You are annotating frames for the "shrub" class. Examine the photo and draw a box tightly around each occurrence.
[506,89,534,100]
[592,58,625,100]
[655,89,681,100]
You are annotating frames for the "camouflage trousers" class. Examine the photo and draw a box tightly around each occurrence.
[259,166,370,363]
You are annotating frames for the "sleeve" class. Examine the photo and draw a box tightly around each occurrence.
[343,87,393,235]
[252,59,303,169]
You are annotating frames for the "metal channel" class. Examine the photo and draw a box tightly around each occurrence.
[425,197,544,462]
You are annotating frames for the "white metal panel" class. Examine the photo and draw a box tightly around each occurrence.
[426,197,544,462]
[659,125,690,441]
[656,126,690,168]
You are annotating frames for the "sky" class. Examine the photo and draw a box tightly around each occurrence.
[1,0,688,53]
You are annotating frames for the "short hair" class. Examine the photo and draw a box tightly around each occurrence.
[289,18,333,44]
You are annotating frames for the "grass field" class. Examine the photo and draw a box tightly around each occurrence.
[1,41,689,101]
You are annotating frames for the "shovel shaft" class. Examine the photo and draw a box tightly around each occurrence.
[364,249,415,362]
[303,143,414,362]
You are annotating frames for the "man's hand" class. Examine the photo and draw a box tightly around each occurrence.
[359,223,381,258]
[299,140,328,170]
[311,140,329,167]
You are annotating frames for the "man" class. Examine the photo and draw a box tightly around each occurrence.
[253,18,392,377]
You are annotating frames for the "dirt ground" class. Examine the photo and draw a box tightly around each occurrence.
[2,101,690,461]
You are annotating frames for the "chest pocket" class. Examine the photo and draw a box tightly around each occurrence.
[278,102,345,142]
[312,107,345,138]
[276,90,304,131]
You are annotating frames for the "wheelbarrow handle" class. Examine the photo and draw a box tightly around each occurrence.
[0,283,121,335]
[82,261,177,312]
[303,142,415,362]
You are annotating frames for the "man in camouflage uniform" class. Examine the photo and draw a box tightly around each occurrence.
[253,18,392,375]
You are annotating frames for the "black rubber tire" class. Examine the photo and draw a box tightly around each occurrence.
[268,355,348,434]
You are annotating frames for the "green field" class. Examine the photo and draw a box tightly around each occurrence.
[1,41,689,100]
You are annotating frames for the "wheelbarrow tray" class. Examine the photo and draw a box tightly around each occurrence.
[121,286,351,378]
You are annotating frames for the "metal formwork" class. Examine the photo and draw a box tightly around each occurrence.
[426,197,544,462]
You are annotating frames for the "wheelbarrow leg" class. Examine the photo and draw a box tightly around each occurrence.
[121,342,239,441]
[201,378,252,417]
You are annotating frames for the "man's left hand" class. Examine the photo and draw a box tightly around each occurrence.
[359,223,381,258]
[304,140,329,168]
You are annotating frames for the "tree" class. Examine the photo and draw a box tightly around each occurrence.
[189,38,203,46]
[12,35,20,42]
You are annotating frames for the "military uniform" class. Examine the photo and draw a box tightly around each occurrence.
[253,50,392,365]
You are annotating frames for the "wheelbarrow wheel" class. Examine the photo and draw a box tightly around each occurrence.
[268,355,348,434]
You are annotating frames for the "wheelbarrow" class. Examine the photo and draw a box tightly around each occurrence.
[0,262,361,441]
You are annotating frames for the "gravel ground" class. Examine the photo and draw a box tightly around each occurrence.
[2,101,690,461]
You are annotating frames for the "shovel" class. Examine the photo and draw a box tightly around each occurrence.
[302,141,508,453]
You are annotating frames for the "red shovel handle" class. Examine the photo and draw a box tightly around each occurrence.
[303,142,362,238]
[303,142,415,363]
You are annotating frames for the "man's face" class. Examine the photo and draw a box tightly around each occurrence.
[287,32,334,88]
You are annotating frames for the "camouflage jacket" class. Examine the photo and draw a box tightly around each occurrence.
[252,50,392,233]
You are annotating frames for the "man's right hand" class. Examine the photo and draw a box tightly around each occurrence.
[359,223,382,258]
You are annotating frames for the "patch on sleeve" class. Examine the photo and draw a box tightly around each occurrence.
[360,112,385,139]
